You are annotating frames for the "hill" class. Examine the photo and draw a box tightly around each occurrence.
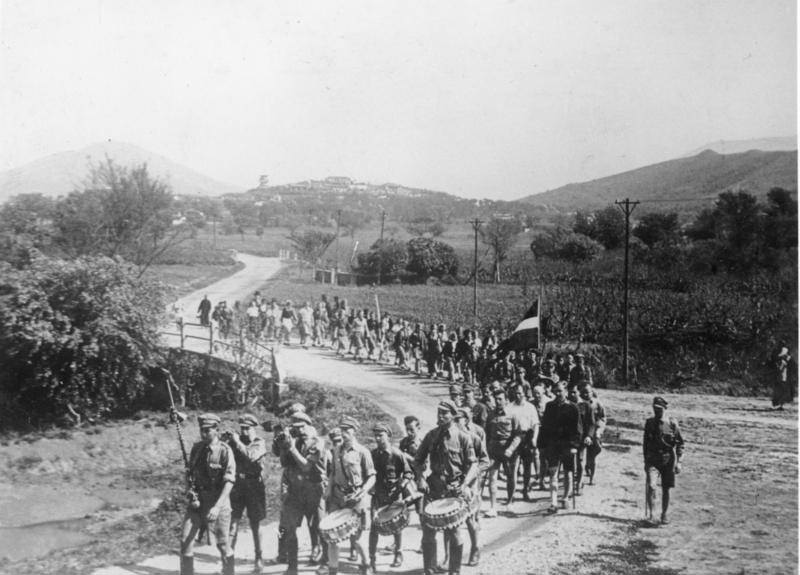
[0,141,243,203]
[519,149,798,212]
[682,136,796,157]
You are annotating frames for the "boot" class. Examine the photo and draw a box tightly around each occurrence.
[286,536,299,575]
[467,547,480,567]
[180,555,194,575]
[391,551,404,568]
[448,543,463,575]
[223,554,236,575]
[276,531,287,563]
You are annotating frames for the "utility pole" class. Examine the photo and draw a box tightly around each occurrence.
[615,198,639,386]
[335,209,342,270]
[378,210,386,285]
[469,218,484,319]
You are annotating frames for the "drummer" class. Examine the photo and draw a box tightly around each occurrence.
[368,423,413,571]
[455,407,489,567]
[414,400,477,575]
[325,415,376,575]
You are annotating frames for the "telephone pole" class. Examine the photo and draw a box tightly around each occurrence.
[335,209,342,274]
[615,198,639,386]
[469,218,484,319]
[378,210,386,285]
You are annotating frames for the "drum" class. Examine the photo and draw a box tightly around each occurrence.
[318,508,361,543]
[373,502,409,536]
[422,497,470,531]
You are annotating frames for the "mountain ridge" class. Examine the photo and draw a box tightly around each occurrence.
[0,141,244,203]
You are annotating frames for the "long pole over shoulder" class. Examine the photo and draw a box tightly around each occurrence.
[615,198,639,387]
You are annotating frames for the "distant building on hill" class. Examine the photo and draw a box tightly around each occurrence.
[258,175,270,188]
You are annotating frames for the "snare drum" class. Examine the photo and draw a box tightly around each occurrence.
[373,502,409,536]
[422,497,470,531]
[318,508,361,543]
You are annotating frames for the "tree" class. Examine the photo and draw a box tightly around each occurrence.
[592,205,626,249]
[633,212,680,247]
[573,210,595,238]
[355,238,408,279]
[406,237,459,280]
[0,254,168,424]
[557,232,603,263]
[0,193,56,267]
[481,217,522,283]
[763,187,797,251]
[287,229,337,266]
[404,217,448,238]
[53,159,190,275]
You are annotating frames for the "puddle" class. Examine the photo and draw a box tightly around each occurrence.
[0,520,93,561]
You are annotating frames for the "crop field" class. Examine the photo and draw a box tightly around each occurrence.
[253,266,794,395]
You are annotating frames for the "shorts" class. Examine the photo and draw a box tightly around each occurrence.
[646,462,676,489]
[487,441,508,463]
[279,484,324,530]
[544,444,576,472]
[231,479,266,522]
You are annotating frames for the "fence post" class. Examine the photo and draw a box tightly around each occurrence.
[179,317,185,349]
[209,323,214,354]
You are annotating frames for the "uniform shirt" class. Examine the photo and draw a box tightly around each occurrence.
[399,435,421,458]
[539,398,582,449]
[588,399,606,438]
[643,417,684,467]
[569,364,593,386]
[331,441,376,493]
[189,439,236,496]
[371,445,412,499]
[464,424,490,471]
[279,432,328,493]
[486,407,523,453]
[414,424,476,484]
[230,435,267,482]
[575,400,596,442]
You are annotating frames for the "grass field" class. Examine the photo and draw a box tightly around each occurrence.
[0,378,397,575]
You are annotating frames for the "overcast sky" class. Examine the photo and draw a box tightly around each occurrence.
[1,0,796,200]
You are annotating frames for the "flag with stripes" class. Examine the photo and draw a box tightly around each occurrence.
[495,300,540,356]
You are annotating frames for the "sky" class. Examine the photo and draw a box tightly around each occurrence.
[0,0,796,200]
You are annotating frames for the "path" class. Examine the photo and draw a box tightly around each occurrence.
[93,254,798,575]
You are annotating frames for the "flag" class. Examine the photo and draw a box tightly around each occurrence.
[494,300,540,356]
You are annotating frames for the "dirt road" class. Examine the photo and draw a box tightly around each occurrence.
[93,255,798,575]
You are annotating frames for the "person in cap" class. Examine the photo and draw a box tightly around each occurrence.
[644,396,685,525]
[540,380,582,514]
[180,413,236,575]
[274,411,328,575]
[567,385,595,496]
[455,407,489,567]
[325,416,376,575]
[580,384,606,485]
[271,402,306,564]
[368,423,415,571]
[227,413,268,573]
[484,388,523,516]
[414,400,478,575]
[569,353,593,388]
[463,385,489,429]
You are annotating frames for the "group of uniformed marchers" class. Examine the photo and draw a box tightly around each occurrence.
[175,378,684,575]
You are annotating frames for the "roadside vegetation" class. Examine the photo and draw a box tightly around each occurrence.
[0,377,397,575]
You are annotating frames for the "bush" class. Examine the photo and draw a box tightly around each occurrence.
[0,254,169,425]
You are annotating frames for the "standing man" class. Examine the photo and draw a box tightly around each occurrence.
[506,382,540,501]
[325,416,376,575]
[227,414,267,573]
[484,388,522,516]
[180,413,236,575]
[580,384,606,485]
[368,423,412,571]
[414,401,477,575]
[644,397,685,525]
[198,294,212,327]
[772,345,795,410]
[298,301,314,348]
[455,407,489,567]
[540,381,582,513]
[531,383,550,491]
[276,411,327,575]
[567,385,595,496]
[569,353,593,387]
[463,385,489,430]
